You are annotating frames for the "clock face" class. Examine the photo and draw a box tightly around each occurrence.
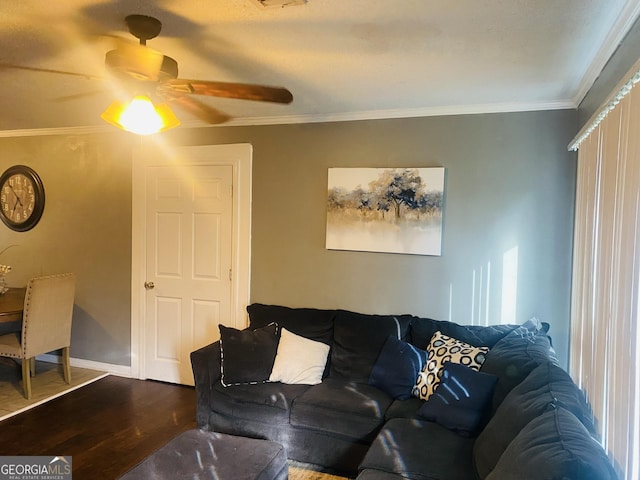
[0,165,45,232]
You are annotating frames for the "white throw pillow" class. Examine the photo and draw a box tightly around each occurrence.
[269,327,330,385]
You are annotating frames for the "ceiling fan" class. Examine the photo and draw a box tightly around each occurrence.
[0,14,294,132]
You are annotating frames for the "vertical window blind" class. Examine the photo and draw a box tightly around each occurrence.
[570,75,640,480]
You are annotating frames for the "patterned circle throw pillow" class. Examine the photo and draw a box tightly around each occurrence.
[412,331,489,401]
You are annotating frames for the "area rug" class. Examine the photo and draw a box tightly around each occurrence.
[0,357,108,421]
[288,462,351,480]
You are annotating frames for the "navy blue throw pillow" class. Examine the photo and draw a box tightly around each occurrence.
[417,362,498,436]
[369,336,427,400]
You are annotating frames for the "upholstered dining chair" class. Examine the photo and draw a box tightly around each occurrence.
[0,273,76,399]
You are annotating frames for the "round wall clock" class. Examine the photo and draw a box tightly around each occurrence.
[0,165,45,232]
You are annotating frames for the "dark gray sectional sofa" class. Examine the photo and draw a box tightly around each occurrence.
[190,304,617,479]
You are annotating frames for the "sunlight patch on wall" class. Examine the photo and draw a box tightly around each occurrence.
[500,246,519,325]
[449,249,516,327]
[470,262,492,326]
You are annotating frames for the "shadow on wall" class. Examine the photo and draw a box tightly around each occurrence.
[70,305,130,367]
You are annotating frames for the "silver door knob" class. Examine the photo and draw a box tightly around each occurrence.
[144,281,155,290]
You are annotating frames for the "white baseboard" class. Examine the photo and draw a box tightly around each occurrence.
[37,353,132,378]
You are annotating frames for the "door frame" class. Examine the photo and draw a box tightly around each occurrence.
[130,141,252,380]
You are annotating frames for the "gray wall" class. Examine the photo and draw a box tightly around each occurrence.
[0,133,134,365]
[0,108,577,368]
[175,109,577,366]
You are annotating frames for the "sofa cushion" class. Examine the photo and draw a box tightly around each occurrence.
[219,323,279,386]
[417,362,497,437]
[410,317,521,349]
[473,361,595,478]
[480,321,558,411]
[290,378,393,441]
[413,331,489,401]
[359,418,477,480]
[330,310,413,383]
[246,303,335,345]
[269,327,330,385]
[485,406,616,480]
[384,397,423,421]
[369,336,427,400]
[211,380,310,424]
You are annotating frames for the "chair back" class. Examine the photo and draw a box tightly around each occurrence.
[21,273,76,358]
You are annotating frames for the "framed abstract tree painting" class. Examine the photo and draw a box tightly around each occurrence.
[326,167,445,256]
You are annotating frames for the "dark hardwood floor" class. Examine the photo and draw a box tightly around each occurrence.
[0,375,197,479]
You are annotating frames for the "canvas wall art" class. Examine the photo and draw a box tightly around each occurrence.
[326,167,445,256]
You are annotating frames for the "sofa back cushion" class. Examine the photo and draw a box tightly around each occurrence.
[480,325,558,412]
[473,362,596,478]
[484,406,616,480]
[410,317,521,350]
[330,310,413,383]
[246,303,335,345]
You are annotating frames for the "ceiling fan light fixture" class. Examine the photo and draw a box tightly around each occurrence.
[101,95,180,135]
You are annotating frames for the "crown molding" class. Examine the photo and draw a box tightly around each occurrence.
[571,0,640,106]
[0,99,576,137]
[0,124,113,138]
[196,100,575,127]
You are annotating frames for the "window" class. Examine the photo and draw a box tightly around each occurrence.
[570,71,640,480]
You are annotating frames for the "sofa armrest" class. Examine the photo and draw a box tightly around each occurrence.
[190,341,222,429]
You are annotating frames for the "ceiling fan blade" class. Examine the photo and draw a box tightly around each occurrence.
[163,79,293,104]
[164,94,231,124]
[53,90,105,102]
[0,62,100,80]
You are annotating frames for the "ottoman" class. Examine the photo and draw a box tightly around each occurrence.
[118,429,288,480]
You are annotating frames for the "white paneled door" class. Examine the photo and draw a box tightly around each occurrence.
[144,164,233,385]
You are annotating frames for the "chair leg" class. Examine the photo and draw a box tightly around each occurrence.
[62,347,71,384]
[22,358,32,400]
[30,357,36,377]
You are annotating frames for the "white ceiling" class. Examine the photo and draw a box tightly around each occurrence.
[0,0,638,134]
